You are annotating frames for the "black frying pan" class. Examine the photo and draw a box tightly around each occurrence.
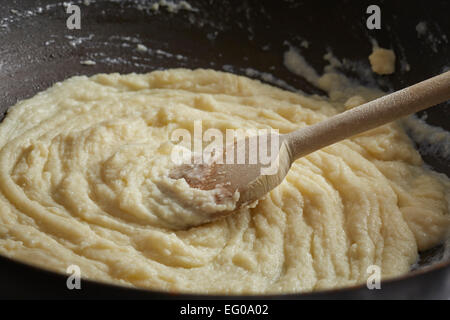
[0,0,449,299]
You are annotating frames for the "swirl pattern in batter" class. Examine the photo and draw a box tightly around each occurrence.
[0,69,448,293]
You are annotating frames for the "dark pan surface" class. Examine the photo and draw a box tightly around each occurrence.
[0,0,449,299]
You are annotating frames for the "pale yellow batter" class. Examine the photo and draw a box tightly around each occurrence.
[0,69,448,293]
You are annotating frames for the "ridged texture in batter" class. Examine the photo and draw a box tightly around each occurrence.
[0,69,448,293]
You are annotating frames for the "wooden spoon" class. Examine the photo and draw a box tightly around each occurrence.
[171,71,450,226]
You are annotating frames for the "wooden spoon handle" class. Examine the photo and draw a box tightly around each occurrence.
[285,71,450,160]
